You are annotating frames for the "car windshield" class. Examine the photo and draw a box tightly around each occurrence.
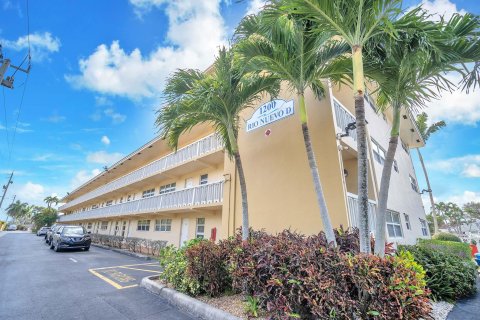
[62,227,85,236]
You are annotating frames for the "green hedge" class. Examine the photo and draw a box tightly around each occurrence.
[417,239,471,260]
[432,232,462,243]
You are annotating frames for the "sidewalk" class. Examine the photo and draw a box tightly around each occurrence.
[447,279,480,319]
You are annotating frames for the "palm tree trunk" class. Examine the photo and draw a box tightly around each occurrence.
[234,151,250,241]
[299,94,337,246]
[374,107,401,257]
[352,46,370,254]
[417,148,438,234]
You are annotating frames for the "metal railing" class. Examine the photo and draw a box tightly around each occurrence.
[333,99,357,142]
[60,134,223,211]
[58,181,224,222]
[346,192,376,235]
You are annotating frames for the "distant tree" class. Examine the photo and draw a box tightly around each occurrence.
[44,196,60,209]
[32,207,58,231]
[435,202,465,234]
[6,200,28,222]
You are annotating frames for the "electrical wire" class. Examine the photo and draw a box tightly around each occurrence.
[2,87,11,161]
[8,72,29,165]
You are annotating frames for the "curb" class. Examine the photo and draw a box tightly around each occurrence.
[141,276,241,320]
[91,243,152,260]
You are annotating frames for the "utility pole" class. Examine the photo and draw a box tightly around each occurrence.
[0,44,30,89]
[0,172,14,210]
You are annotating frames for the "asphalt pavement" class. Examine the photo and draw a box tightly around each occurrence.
[0,232,195,320]
[447,278,480,320]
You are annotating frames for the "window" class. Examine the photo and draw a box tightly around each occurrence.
[87,222,92,229]
[155,219,172,232]
[386,211,403,238]
[114,221,120,236]
[401,139,410,154]
[100,221,108,230]
[199,174,208,185]
[120,197,123,203]
[121,221,127,237]
[420,219,428,236]
[127,195,132,202]
[92,204,99,209]
[137,220,150,231]
[142,189,155,198]
[371,139,386,165]
[106,200,113,206]
[393,160,399,173]
[404,213,411,230]
[196,218,205,239]
[409,175,419,192]
[159,183,176,195]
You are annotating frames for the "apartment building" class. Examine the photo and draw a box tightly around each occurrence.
[58,82,429,246]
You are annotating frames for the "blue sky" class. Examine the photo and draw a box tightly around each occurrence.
[0,0,479,220]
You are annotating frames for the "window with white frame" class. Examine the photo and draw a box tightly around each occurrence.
[420,219,428,236]
[155,219,172,232]
[106,200,113,206]
[137,220,150,231]
[404,213,411,230]
[114,221,120,236]
[159,183,176,195]
[196,218,205,239]
[100,221,108,230]
[142,189,155,198]
[409,175,419,192]
[87,222,92,229]
[199,174,208,185]
[371,139,386,165]
[386,210,403,238]
[393,160,399,173]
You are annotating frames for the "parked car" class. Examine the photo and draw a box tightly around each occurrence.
[50,225,91,252]
[46,224,59,244]
[6,224,17,231]
[36,227,50,236]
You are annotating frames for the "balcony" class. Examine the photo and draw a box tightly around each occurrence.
[60,134,224,211]
[58,181,224,222]
[346,192,377,235]
[333,98,357,142]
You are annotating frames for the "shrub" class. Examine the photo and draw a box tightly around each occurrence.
[417,239,471,260]
[432,232,462,243]
[224,229,430,319]
[401,245,477,301]
[184,240,231,297]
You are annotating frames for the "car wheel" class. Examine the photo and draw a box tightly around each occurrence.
[50,241,54,250]
[54,243,60,252]
[84,246,90,251]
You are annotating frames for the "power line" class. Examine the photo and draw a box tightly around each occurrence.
[8,72,29,165]
[2,87,10,160]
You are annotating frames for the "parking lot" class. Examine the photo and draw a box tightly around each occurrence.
[0,232,193,320]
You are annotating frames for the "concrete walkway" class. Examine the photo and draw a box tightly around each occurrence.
[447,279,480,320]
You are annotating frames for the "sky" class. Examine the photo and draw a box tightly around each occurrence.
[0,0,479,220]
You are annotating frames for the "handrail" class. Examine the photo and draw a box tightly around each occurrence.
[58,181,224,222]
[60,134,223,211]
[333,98,357,142]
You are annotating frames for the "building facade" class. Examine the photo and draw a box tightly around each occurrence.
[58,83,429,246]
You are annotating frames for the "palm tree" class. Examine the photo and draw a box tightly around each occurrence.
[6,200,28,222]
[416,112,446,235]
[367,12,480,256]
[44,196,60,209]
[282,0,403,253]
[156,47,280,241]
[235,9,350,245]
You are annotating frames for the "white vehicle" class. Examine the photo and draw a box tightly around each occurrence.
[6,224,17,231]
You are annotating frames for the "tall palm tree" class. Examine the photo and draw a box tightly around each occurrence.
[235,9,350,245]
[367,11,480,256]
[44,196,60,209]
[416,112,446,235]
[283,0,403,253]
[6,200,28,222]
[156,47,280,241]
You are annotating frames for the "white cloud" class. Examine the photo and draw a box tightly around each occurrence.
[101,135,111,146]
[32,154,54,162]
[245,0,265,16]
[445,191,480,206]
[45,114,66,123]
[429,154,480,178]
[70,169,102,189]
[418,0,467,21]
[129,0,165,17]
[95,96,113,106]
[86,151,124,165]
[0,123,32,133]
[2,32,60,62]
[66,0,227,100]
[16,182,45,203]
[104,108,126,124]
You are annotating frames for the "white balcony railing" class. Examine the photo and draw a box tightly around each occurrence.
[333,99,357,142]
[58,181,224,222]
[60,134,223,211]
[346,192,376,235]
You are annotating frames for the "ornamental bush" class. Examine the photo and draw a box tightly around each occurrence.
[432,232,462,243]
[401,244,477,301]
[417,239,470,260]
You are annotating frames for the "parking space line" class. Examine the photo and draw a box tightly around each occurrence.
[118,266,162,273]
[89,269,124,289]
[69,258,78,263]
[92,262,158,271]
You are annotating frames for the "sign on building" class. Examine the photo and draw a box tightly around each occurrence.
[246,99,294,132]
